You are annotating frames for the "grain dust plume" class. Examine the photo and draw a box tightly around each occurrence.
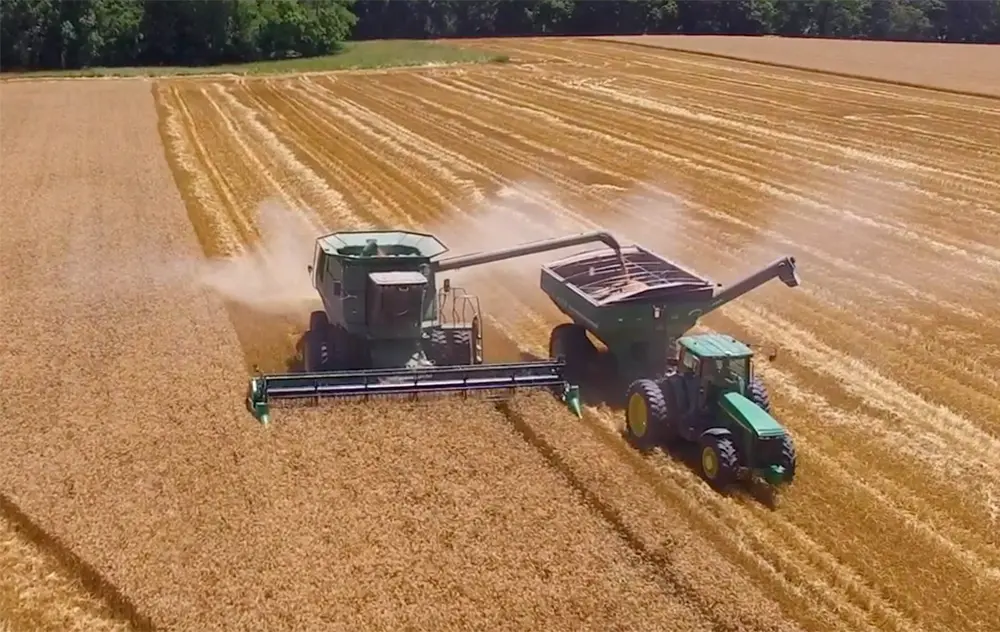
[182,199,322,317]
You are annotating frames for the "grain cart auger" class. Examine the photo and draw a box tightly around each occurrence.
[539,241,802,490]
[246,229,626,424]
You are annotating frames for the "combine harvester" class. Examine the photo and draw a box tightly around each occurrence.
[246,229,627,424]
[539,242,802,491]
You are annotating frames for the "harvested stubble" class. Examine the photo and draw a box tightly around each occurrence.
[599,35,1000,97]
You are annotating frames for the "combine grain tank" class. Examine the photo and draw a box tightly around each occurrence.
[246,229,626,424]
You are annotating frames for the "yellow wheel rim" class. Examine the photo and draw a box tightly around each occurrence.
[627,392,648,437]
[702,446,719,479]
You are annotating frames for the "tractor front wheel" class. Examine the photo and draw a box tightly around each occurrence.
[699,434,739,489]
[625,379,669,451]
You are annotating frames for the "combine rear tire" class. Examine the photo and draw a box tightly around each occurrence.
[748,377,772,413]
[549,323,595,383]
[625,379,669,451]
[700,434,739,488]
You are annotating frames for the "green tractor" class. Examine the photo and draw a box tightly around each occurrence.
[538,240,801,489]
[625,333,795,488]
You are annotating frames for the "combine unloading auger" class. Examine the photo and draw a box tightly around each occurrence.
[246,229,624,424]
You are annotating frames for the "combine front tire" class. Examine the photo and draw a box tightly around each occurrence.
[625,379,669,451]
[699,433,739,489]
[448,329,475,366]
[304,311,333,372]
[549,323,595,383]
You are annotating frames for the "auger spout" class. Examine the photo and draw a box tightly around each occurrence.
[432,231,626,274]
[708,256,799,312]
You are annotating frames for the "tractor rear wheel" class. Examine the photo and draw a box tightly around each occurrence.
[749,377,772,413]
[625,379,669,450]
[699,434,739,489]
[779,434,797,482]
[549,323,595,383]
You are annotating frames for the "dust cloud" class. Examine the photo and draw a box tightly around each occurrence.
[182,199,323,317]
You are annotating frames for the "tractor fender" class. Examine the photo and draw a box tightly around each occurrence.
[700,427,733,441]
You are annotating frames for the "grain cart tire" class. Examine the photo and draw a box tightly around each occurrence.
[699,433,739,488]
[749,377,772,413]
[549,323,595,383]
[448,329,475,366]
[625,379,669,450]
[779,434,797,482]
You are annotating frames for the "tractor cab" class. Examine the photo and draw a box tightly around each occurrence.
[676,333,755,402]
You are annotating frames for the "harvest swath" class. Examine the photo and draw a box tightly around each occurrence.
[2,37,999,632]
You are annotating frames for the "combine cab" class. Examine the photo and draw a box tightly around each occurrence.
[539,242,802,489]
[247,229,627,424]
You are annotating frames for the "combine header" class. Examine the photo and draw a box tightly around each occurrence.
[247,229,625,424]
[539,242,802,490]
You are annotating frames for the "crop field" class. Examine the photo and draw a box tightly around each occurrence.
[2,36,999,632]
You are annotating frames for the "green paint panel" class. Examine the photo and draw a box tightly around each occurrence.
[720,392,785,438]
[678,333,753,359]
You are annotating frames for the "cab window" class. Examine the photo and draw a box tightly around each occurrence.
[681,349,699,374]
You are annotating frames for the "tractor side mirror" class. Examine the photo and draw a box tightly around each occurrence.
[443,278,451,293]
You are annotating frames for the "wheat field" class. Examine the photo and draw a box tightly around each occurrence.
[1,37,998,632]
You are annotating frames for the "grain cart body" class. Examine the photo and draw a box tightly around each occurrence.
[539,242,801,488]
[247,229,626,424]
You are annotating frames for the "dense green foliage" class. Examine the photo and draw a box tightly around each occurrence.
[2,0,998,71]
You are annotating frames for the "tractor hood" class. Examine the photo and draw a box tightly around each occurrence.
[720,392,786,438]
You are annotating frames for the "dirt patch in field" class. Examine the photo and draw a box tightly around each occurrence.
[599,35,1000,97]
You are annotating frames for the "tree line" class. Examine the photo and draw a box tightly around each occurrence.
[2,0,998,72]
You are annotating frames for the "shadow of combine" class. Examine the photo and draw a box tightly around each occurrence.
[0,492,155,630]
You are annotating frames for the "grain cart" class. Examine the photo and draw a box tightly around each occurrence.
[246,229,626,424]
[539,242,801,488]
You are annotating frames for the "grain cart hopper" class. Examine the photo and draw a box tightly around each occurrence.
[539,242,801,488]
[246,229,626,424]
